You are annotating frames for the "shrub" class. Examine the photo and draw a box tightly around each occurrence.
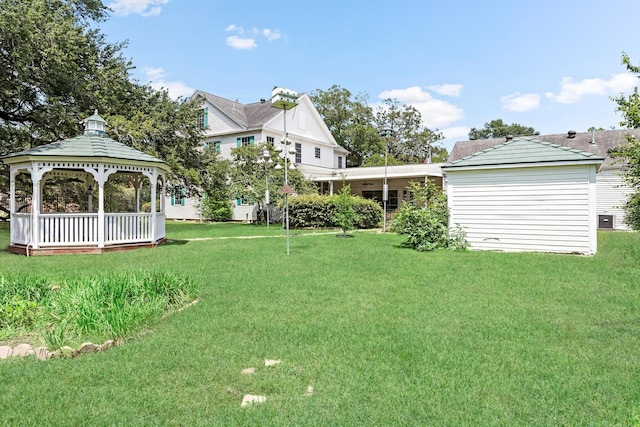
[392,180,467,251]
[201,199,233,222]
[287,193,382,229]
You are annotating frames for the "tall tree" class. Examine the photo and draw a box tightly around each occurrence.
[374,99,445,164]
[609,52,640,230]
[0,0,206,195]
[310,85,380,167]
[468,119,538,140]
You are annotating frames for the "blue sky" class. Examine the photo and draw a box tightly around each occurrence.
[102,0,640,152]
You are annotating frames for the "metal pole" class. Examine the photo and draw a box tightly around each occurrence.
[283,105,290,255]
[383,141,388,233]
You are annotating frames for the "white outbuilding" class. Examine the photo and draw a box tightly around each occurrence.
[441,137,604,255]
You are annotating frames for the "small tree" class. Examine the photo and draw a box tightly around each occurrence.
[333,185,361,237]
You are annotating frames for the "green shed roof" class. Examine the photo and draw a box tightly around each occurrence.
[442,137,604,170]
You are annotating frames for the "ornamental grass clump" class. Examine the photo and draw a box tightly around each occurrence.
[0,271,197,349]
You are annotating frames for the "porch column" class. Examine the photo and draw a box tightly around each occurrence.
[329,180,334,196]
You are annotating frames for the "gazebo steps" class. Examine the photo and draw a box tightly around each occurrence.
[7,239,166,256]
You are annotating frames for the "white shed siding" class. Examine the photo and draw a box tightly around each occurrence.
[596,169,633,230]
[447,165,597,254]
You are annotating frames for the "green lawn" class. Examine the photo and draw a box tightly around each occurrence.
[1,222,639,426]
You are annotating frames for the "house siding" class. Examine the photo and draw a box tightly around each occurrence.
[596,169,633,230]
[447,164,598,254]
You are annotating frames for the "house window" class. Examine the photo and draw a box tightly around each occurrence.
[315,147,321,159]
[316,182,330,195]
[170,185,186,206]
[295,143,302,164]
[267,136,275,146]
[196,108,208,130]
[338,156,343,168]
[237,136,255,147]
[204,140,221,153]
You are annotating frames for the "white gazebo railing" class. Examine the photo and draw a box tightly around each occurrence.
[10,213,163,248]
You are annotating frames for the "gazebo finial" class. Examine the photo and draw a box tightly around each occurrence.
[82,109,107,136]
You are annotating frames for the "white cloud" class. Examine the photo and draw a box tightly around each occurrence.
[378,86,464,128]
[501,92,541,112]
[263,28,281,41]
[226,36,258,50]
[109,0,169,16]
[545,73,637,104]
[225,24,282,49]
[440,126,470,140]
[428,84,463,97]
[143,67,193,99]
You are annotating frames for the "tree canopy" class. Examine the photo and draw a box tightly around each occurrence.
[0,0,205,192]
[468,119,538,140]
[609,52,640,230]
[310,85,447,166]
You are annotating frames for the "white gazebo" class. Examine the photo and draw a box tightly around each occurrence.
[1,111,170,255]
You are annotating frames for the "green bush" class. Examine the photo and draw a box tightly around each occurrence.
[201,199,233,222]
[392,181,467,251]
[287,193,382,229]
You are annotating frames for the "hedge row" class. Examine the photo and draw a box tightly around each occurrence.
[286,194,383,229]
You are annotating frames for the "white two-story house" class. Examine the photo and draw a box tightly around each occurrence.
[166,88,445,222]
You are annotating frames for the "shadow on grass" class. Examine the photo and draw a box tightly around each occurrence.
[164,239,189,246]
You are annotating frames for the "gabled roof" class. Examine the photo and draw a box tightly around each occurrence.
[442,137,604,170]
[1,134,166,167]
[449,129,640,167]
[194,90,281,129]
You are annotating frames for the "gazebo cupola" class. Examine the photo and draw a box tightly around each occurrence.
[1,110,171,255]
[82,110,107,136]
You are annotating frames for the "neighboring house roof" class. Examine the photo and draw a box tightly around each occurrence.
[443,137,604,170]
[1,134,167,167]
[193,89,281,130]
[449,129,640,167]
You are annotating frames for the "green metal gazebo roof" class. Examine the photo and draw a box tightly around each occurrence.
[442,137,604,170]
[1,111,169,171]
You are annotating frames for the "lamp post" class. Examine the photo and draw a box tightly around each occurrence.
[271,87,299,255]
[380,128,392,232]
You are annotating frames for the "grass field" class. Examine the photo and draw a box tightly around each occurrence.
[0,221,639,426]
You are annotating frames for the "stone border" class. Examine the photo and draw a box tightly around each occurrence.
[0,339,121,361]
[0,298,200,362]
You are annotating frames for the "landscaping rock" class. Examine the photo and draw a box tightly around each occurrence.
[49,350,61,359]
[99,339,115,352]
[264,359,281,367]
[60,346,75,358]
[35,347,50,360]
[0,346,12,359]
[77,342,97,355]
[241,394,266,407]
[242,367,256,374]
[12,344,32,357]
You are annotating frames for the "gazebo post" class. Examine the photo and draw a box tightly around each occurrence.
[97,165,105,248]
[30,169,39,249]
